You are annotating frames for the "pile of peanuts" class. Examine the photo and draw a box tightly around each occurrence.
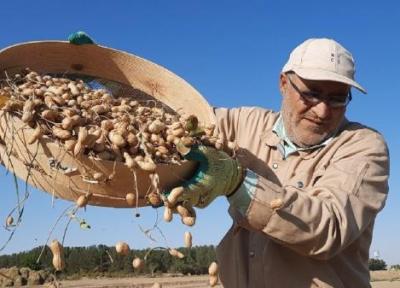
[0,69,229,172]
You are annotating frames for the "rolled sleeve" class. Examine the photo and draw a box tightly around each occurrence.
[228,169,289,230]
[228,169,258,215]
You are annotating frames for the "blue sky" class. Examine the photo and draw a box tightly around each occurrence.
[1,1,399,265]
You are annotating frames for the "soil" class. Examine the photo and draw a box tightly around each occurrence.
[37,271,400,288]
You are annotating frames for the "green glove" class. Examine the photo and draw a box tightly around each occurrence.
[172,145,244,208]
[68,31,95,45]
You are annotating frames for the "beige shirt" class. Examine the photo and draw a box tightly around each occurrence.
[212,107,389,288]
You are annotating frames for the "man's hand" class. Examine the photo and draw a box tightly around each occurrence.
[167,145,244,208]
[68,31,95,45]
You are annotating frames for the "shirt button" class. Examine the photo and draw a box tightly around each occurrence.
[249,251,255,258]
[297,181,304,188]
[272,163,278,169]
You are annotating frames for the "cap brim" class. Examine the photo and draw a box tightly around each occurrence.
[289,67,367,94]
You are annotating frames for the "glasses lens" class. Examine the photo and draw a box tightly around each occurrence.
[287,74,352,108]
[328,100,347,108]
[328,91,352,108]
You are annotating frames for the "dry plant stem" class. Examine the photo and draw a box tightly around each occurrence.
[143,246,168,261]
[137,208,161,242]
[0,138,39,251]
[132,169,140,215]
[61,206,80,245]
[106,249,114,264]
[139,216,182,262]
[137,208,168,247]
[153,225,168,246]
[4,71,18,92]
[61,216,74,246]
[2,120,21,214]
[49,147,71,208]
[36,204,75,264]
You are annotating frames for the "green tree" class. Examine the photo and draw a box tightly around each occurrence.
[369,258,387,271]
[18,252,42,270]
[0,244,219,277]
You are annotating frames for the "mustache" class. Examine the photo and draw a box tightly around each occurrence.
[304,113,328,124]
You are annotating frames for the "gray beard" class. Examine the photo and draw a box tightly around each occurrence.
[281,108,329,148]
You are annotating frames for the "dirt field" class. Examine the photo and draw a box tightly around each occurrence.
[371,270,400,288]
[55,275,221,288]
[38,270,399,288]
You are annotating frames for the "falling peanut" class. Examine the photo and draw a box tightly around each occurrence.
[115,241,130,256]
[5,216,14,227]
[208,262,218,276]
[176,204,190,218]
[169,248,185,259]
[184,231,192,248]
[163,206,173,222]
[209,275,219,287]
[182,216,196,227]
[176,203,196,227]
[132,257,144,270]
[49,240,65,271]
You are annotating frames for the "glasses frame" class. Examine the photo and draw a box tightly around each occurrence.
[286,74,352,108]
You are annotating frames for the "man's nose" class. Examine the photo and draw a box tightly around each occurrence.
[312,101,331,119]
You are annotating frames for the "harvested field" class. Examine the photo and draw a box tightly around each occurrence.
[51,275,220,288]
[371,270,400,288]
[28,271,400,288]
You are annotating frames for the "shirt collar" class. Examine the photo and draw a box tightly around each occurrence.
[267,114,343,159]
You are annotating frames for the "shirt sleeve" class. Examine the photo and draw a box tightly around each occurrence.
[211,106,274,141]
[230,130,389,260]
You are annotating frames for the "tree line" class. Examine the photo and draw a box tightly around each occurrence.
[0,244,217,278]
[1,245,392,279]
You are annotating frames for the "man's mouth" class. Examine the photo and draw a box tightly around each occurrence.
[304,118,325,126]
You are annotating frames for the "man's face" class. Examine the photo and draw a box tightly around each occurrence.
[280,73,350,147]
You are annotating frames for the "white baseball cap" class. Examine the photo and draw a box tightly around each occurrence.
[282,38,366,94]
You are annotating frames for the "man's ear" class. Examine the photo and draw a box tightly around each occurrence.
[279,73,288,96]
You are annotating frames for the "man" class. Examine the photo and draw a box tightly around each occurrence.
[70,33,389,287]
[178,38,389,288]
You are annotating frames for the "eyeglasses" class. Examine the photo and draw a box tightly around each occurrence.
[286,74,352,108]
